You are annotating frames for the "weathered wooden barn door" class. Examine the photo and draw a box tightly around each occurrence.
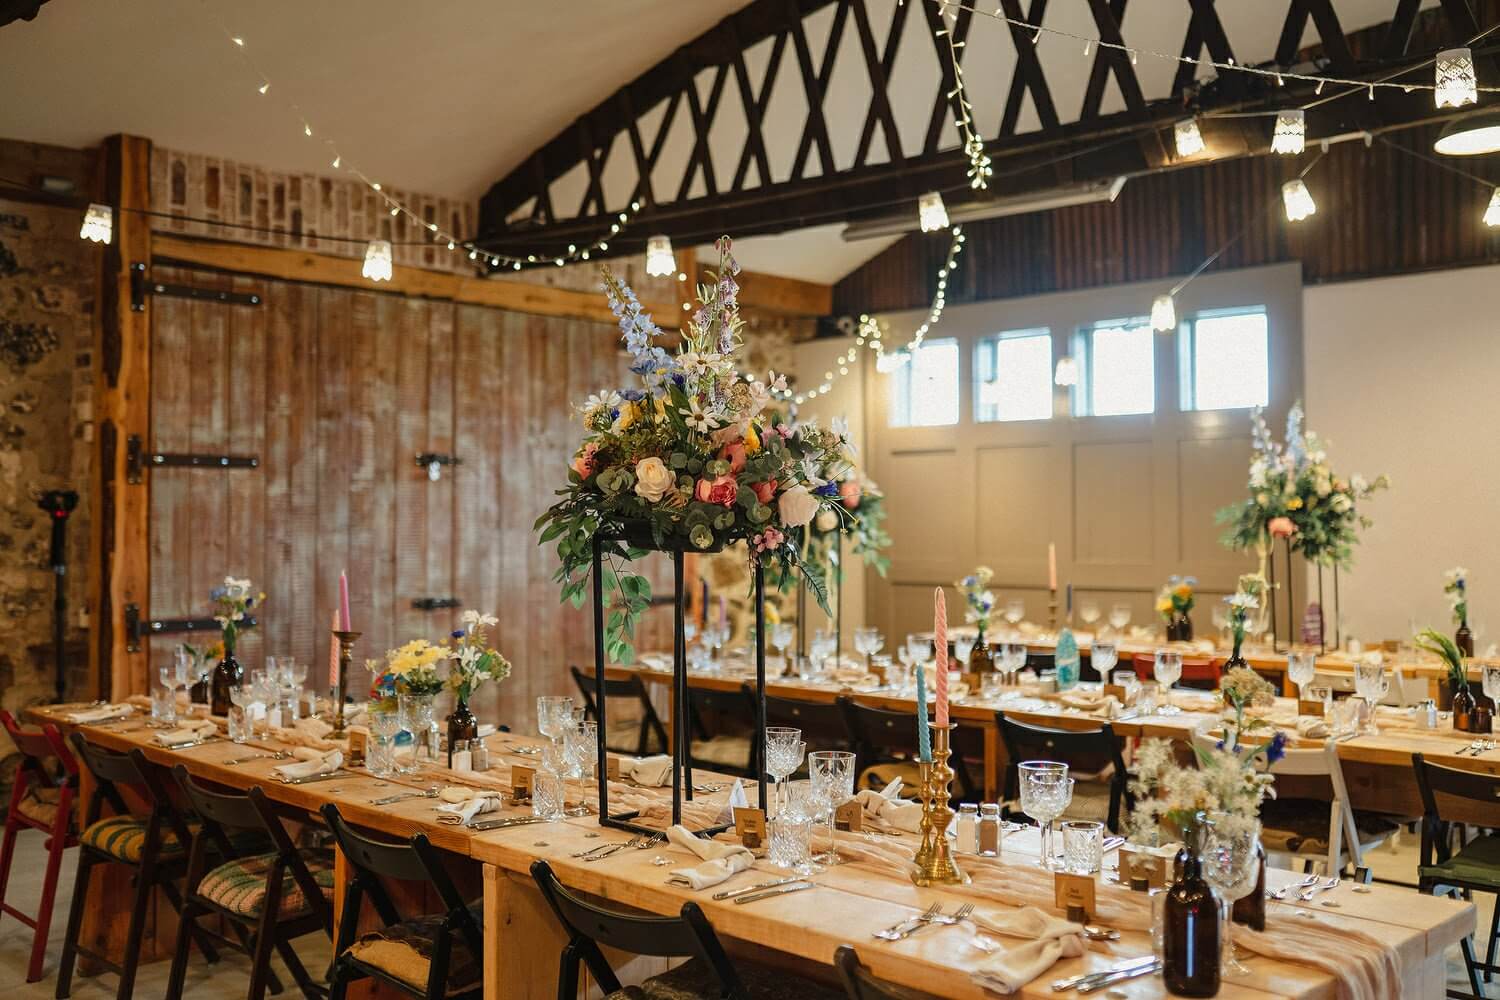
[145,266,462,688]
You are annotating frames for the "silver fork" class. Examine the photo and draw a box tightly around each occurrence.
[583,836,646,861]
[873,902,940,940]
[222,750,291,766]
[1298,877,1340,901]
[572,840,629,859]
[896,903,974,939]
[1267,874,1319,900]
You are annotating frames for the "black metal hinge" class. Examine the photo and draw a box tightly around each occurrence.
[416,453,462,481]
[126,434,259,483]
[130,264,262,310]
[124,604,258,651]
[412,597,462,611]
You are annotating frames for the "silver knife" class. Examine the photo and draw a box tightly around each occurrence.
[1052,955,1157,992]
[712,876,802,901]
[732,882,815,905]
[469,815,548,831]
[279,770,344,785]
[1075,960,1164,994]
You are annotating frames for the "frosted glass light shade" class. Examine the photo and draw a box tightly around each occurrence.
[918,191,950,232]
[362,239,393,282]
[1151,294,1176,332]
[1174,118,1205,157]
[1271,110,1305,155]
[1485,188,1500,228]
[79,203,112,244]
[1435,48,1477,109]
[1053,356,1079,387]
[1282,179,1316,222]
[644,235,675,277]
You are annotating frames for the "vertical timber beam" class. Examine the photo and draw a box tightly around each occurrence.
[90,134,151,699]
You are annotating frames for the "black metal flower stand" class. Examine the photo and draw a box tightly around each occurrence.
[590,532,767,837]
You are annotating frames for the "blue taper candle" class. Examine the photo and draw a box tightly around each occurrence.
[915,661,932,763]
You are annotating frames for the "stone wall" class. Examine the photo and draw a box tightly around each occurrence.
[0,194,94,710]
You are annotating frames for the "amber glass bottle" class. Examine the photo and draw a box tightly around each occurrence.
[1163,849,1220,996]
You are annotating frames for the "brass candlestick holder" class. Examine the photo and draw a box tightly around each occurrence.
[1048,588,1059,630]
[913,724,966,886]
[331,629,361,736]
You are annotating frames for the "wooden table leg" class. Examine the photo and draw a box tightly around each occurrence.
[983,726,1000,801]
[485,863,573,1000]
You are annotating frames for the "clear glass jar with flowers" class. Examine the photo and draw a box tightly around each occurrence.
[956,566,996,674]
[1445,567,1473,656]
[1157,575,1196,642]
[209,576,264,716]
[444,611,512,766]
[378,639,447,764]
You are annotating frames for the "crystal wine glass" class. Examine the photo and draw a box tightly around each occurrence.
[1017,761,1071,870]
[536,696,575,743]
[1287,650,1318,703]
[770,622,795,667]
[171,647,193,707]
[809,750,856,865]
[1000,643,1028,686]
[769,782,818,874]
[954,634,977,670]
[367,707,402,777]
[1108,603,1132,635]
[1091,641,1118,679]
[1353,660,1389,732]
[1203,818,1262,977]
[905,634,930,668]
[764,728,804,817]
[1079,601,1101,629]
[854,627,883,672]
[564,720,599,815]
[226,684,254,743]
[154,664,179,726]
[1004,599,1026,634]
[1154,650,1183,714]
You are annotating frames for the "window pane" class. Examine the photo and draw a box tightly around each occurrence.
[889,339,959,427]
[976,331,1052,422]
[1089,323,1155,416]
[1190,311,1269,410]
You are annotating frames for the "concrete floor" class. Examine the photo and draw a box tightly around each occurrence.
[0,827,1492,996]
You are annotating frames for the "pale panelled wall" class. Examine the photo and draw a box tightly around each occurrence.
[862,263,1304,644]
[148,267,672,729]
[1304,265,1500,648]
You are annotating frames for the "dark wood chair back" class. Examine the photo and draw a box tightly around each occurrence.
[530,859,747,1000]
[835,945,925,999]
[67,731,143,825]
[570,666,667,756]
[1412,752,1500,872]
[686,686,757,777]
[320,803,483,1000]
[754,686,853,752]
[997,714,1129,831]
[840,698,985,799]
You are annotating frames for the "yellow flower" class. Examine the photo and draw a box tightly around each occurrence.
[1173,583,1193,600]
[1286,496,1303,510]
[614,401,638,431]
[1156,598,1173,614]
[744,423,762,454]
[764,602,781,625]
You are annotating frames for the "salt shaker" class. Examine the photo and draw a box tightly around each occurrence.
[954,803,978,853]
[451,739,473,772]
[472,738,491,771]
[1417,698,1438,730]
[977,802,1001,857]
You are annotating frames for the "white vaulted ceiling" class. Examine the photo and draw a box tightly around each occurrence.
[0,0,1435,281]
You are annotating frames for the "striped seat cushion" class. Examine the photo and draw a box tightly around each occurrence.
[80,815,188,863]
[14,787,66,828]
[197,849,335,919]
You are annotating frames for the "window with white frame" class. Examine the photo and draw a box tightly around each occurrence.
[888,338,960,427]
[1180,308,1269,411]
[975,329,1053,422]
[1077,318,1155,416]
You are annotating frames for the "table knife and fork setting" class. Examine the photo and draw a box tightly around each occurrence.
[1456,739,1497,756]
[710,877,819,905]
[872,901,975,941]
[570,833,665,861]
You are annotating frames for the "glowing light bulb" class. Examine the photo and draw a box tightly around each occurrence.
[1270,110,1305,155]
[645,235,675,277]
[1435,48,1477,109]
[361,240,393,282]
[79,203,112,244]
[918,191,949,232]
[1174,118,1205,157]
[1282,178,1316,222]
[1484,188,1500,228]
[1054,356,1079,387]
[1151,293,1176,332]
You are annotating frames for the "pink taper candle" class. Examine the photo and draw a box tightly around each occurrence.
[934,586,949,727]
[328,609,340,688]
[339,570,351,632]
[1048,542,1058,592]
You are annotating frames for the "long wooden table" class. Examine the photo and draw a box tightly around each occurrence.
[617,661,1500,823]
[27,704,1476,999]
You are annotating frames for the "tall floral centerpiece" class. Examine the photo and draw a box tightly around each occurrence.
[1157,575,1196,641]
[1446,568,1473,656]
[956,566,995,674]
[209,576,263,716]
[535,237,850,664]
[806,436,891,581]
[444,611,512,764]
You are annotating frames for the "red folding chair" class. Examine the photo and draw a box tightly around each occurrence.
[1131,652,1221,690]
[0,709,80,982]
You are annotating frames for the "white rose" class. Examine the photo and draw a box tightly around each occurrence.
[777,485,820,528]
[814,508,838,532]
[633,457,674,503]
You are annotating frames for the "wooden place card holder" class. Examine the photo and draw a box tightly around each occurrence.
[511,764,534,802]
[605,756,621,781]
[834,799,863,832]
[1103,683,1133,706]
[1054,872,1096,921]
[1298,698,1325,717]
[1118,845,1170,889]
[734,807,766,849]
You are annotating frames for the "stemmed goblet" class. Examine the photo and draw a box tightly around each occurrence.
[808,750,856,865]
[1353,659,1389,733]
[1004,599,1026,636]
[1108,603,1132,636]
[1079,601,1101,630]
[1203,817,1262,977]
[1153,650,1183,714]
[1287,650,1318,703]
[764,727,804,818]
[854,627,884,673]
[954,634,977,671]
[1017,761,1072,870]
[770,622,795,672]
[1091,641,1118,681]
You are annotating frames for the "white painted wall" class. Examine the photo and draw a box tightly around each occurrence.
[792,339,868,647]
[1303,265,1500,649]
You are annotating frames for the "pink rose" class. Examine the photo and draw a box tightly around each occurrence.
[750,479,777,504]
[753,527,785,553]
[719,440,747,475]
[1268,516,1296,538]
[694,475,738,507]
[839,480,861,510]
[572,442,599,479]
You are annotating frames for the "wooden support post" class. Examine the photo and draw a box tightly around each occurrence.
[89,134,152,700]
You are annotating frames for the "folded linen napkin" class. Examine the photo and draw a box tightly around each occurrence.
[854,788,923,833]
[152,719,217,745]
[67,704,135,724]
[1170,691,1220,713]
[1296,717,1331,738]
[436,787,505,825]
[967,906,1087,995]
[664,824,754,890]
[622,755,674,787]
[273,749,342,781]
[290,716,334,740]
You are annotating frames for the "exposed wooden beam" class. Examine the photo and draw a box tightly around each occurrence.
[91,134,152,699]
[150,234,832,321]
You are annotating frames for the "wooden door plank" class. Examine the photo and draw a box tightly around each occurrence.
[227,273,267,667]
[426,303,458,641]
[315,288,354,659]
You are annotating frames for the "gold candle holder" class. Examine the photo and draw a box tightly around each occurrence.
[331,629,361,735]
[912,724,967,886]
[1048,589,1059,630]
